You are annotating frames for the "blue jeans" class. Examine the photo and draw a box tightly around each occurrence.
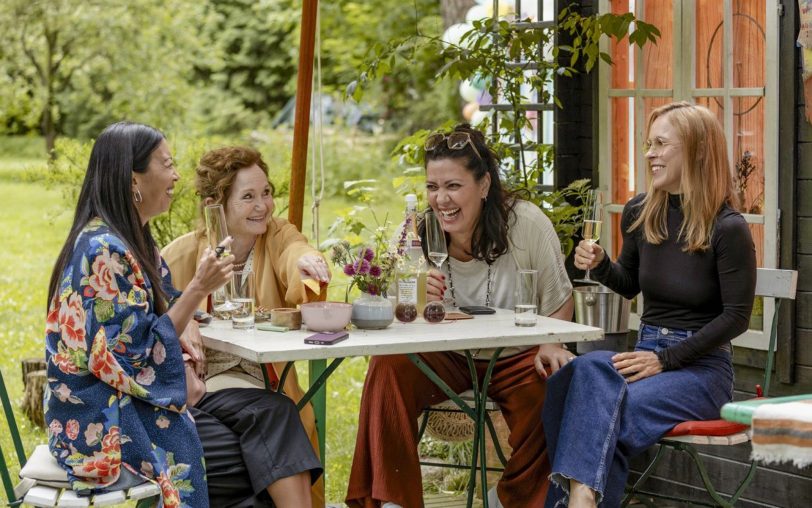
[542,324,734,507]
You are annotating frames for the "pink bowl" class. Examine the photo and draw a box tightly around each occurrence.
[300,302,352,332]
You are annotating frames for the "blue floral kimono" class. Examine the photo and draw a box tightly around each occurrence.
[45,219,208,507]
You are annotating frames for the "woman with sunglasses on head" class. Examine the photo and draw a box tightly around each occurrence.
[543,102,756,507]
[346,124,574,508]
[45,123,321,507]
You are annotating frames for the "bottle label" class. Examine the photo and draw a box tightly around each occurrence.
[398,277,418,304]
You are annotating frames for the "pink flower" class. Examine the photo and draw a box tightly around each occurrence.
[140,461,155,478]
[53,383,72,402]
[65,419,80,440]
[369,265,382,277]
[136,366,156,386]
[152,341,166,365]
[74,450,120,484]
[101,427,120,454]
[89,328,128,391]
[58,293,87,351]
[85,422,104,446]
[49,419,63,437]
[343,264,356,276]
[362,247,375,261]
[88,249,124,301]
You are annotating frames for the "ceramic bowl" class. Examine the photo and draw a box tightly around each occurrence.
[300,302,352,332]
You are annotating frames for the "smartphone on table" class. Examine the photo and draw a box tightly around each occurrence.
[304,331,349,345]
[458,305,496,315]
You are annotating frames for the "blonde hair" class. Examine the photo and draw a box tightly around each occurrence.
[630,101,739,252]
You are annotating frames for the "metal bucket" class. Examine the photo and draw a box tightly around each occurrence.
[573,285,631,334]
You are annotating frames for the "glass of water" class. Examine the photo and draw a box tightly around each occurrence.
[515,269,538,327]
[231,269,255,330]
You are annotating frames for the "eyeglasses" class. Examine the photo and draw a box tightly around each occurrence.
[424,132,483,160]
[643,137,681,154]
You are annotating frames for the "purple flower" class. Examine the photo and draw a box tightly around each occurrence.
[343,264,356,276]
[366,283,380,295]
[362,247,375,262]
[354,258,371,275]
[369,265,382,277]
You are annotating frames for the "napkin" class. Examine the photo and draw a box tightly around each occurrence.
[303,278,321,296]
[751,399,812,468]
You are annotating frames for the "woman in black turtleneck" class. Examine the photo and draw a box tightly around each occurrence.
[542,101,756,508]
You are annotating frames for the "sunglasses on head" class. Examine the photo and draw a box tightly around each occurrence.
[424,131,483,160]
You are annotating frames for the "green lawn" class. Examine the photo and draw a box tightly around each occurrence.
[0,179,71,502]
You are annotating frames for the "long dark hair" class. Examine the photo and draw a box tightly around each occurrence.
[422,124,516,264]
[47,121,169,314]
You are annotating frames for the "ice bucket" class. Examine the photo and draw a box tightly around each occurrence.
[573,285,631,333]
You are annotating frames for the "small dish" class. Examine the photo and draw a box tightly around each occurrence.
[271,308,302,330]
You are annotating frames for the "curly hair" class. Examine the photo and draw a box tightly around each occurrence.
[194,146,275,223]
[422,123,516,264]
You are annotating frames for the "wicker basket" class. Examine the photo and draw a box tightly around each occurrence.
[420,394,501,442]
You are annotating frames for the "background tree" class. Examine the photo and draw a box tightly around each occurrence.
[0,0,207,152]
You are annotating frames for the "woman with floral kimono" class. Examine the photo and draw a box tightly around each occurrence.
[45,121,322,507]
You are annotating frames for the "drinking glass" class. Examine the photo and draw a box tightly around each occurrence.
[424,210,450,307]
[425,210,448,269]
[515,269,538,327]
[574,190,604,284]
[231,269,255,330]
[204,204,238,315]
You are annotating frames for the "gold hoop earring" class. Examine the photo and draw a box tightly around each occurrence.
[133,188,143,203]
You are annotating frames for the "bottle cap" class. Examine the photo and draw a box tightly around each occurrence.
[405,193,417,206]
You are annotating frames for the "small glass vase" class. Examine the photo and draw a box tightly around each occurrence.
[351,292,394,329]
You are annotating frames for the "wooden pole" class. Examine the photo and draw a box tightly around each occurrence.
[288,0,319,231]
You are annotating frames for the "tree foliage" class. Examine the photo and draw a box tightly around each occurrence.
[0,0,208,152]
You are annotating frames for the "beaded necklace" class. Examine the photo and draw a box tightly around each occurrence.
[446,259,492,307]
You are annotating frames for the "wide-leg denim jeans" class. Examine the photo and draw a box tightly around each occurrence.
[542,324,734,507]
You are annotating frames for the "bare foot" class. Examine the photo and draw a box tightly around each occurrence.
[568,479,597,508]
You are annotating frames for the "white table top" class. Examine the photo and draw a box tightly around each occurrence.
[201,309,604,363]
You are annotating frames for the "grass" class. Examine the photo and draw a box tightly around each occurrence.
[0,178,71,502]
[0,134,410,505]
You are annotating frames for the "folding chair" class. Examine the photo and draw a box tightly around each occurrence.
[0,368,160,507]
[623,268,798,507]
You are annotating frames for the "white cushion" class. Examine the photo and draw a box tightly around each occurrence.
[205,371,263,391]
[19,445,70,488]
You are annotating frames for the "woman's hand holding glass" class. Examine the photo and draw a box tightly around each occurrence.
[574,240,606,272]
[186,238,235,302]
[425,269,447,302]
[574,190,604,283]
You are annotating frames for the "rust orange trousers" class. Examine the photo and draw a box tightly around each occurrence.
[346,347,550,508]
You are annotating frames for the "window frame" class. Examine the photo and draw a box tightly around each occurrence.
[596,0,780,349]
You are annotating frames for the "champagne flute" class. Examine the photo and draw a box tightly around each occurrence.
[204,204,238,315]
[425,210,448,269]
[574,190,604,284]
[424,210,451,307]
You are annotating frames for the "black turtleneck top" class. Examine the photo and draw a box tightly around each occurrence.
[592,193,756,370]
